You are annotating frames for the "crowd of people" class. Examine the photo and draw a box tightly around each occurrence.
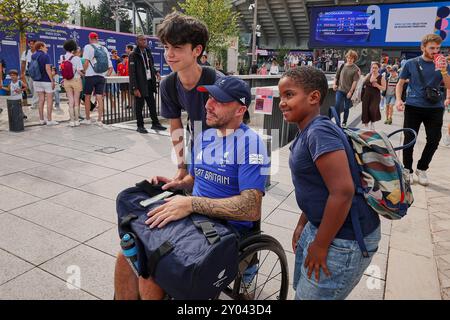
[0,32,166,132]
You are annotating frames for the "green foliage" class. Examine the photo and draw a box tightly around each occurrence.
[80,0,132,33]
[276,47,290,65]
[0,0,69,35]
[178,0,240,58]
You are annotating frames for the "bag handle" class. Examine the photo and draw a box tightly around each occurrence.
[328,106,341,128]
[387,128,417,151]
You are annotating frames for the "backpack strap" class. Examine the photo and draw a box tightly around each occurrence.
[146,241,175,277]
[414,57,427,88]
[191,215,220,245]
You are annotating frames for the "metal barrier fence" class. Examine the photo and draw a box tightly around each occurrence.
[103,76,160,125]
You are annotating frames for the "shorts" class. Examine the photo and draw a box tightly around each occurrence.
[63,78,82,92]
[385,95,396,106]
[293,222,381,300]
[120,83,129,91]
[84,75,106,95]
[34,81,53,94]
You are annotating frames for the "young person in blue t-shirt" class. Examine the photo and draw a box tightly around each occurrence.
[395,34,450,186]
[278,66,380,300]
[114,77,269,300]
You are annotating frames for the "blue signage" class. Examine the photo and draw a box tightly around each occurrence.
[309,1,450,48]
[0,22,169,76]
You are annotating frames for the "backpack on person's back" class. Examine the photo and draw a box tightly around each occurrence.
[60,56,75,80]
[28,55,42,81]
[89,44,109,73]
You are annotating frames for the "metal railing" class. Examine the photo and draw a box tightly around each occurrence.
[103,76,160,125]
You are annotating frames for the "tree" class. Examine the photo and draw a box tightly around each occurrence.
[178,0,240,62]
[0,0,69,54]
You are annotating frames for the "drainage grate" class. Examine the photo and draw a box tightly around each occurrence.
[95,147,124,154]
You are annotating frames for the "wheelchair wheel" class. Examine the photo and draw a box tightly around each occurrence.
[221,235,289,300]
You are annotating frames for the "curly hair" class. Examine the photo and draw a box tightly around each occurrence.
[281,66,329,105]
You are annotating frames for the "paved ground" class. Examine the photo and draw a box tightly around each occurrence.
[0,95,449,299]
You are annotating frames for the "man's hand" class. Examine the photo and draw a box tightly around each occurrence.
[145,195,193,228]
[172,168,188,182]
[292,223,305,252]
[134,89,141,98]
[333,84,338,91]
[304,240,332,282]
[395,99,405,111]
[149,176,184,191]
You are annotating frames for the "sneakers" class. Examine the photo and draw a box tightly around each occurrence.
[46,120,59,126]
[408,172,414,185]
[80,119,91,125]
[151,123,167,131]
[74,120,80,127]
[137,127,148,134]
[415,169,429,186]
[443,134,450,147]
[370,123,375,130]
[30,104,37,109]
[69,121,75,127]
[95,121,104,127]
[39,120,46,125]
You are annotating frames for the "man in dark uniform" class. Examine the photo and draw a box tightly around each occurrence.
[129,35,166,133]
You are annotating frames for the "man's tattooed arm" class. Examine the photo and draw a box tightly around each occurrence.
[191,189,263,221]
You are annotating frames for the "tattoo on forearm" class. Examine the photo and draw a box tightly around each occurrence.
[191,189,262,221]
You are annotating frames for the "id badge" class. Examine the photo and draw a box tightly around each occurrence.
[146,69,151,80]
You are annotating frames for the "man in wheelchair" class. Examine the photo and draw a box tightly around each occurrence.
[114,76,270,300]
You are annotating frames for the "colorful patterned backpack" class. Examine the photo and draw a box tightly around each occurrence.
[329,107,416,220]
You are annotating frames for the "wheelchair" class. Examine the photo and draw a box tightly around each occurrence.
[219,220,289,301]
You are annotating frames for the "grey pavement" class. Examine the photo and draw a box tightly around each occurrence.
[0,97,449,299]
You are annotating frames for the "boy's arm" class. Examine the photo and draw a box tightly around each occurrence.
[304,149,355,281]
[170,118,188,180]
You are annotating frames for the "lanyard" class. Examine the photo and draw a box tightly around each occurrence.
[141,49,149,70]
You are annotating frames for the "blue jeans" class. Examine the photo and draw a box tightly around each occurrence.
[54,90,60,108]
[293,222,381,300]
[335,90,352,124]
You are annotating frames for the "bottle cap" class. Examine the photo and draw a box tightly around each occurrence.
[123,234,131,241]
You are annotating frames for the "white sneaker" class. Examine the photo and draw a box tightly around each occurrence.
[74,121,80,127]
[46,120,59,126]
[39,120,46,125]
[30,104,37,109]
[80,119,91,125]
[415,169,429,186]
[69,121,75,127]
[444,134,450,147]
[370,123,375,130]
[95,121,104,127]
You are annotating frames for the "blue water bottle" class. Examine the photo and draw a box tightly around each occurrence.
[120,233,139,275]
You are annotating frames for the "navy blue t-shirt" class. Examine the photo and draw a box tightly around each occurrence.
[31,51,51,82]
[189,123,270,229]
[289,116,380,240]
[400,56,450,108]
[160,69,222,137]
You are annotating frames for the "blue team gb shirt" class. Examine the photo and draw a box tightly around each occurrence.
[189,123,270,229]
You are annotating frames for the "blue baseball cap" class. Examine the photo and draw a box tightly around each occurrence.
[197,76,252,107]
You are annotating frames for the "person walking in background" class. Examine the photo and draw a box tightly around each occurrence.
[31,41,58,126]
[332,50,360,127]
[395,34,450,186]
[129,34,166,133]
[82,32,113,126]
[383,65,399,125]
[51,66,61,111]
[20,38,37,108]
[61,39,84,127]
[361,62,385,130]
[118,54,130,109]
[269,60,279,75]
[444,89,450,146]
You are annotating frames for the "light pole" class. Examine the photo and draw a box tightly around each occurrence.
[250,0,258,66]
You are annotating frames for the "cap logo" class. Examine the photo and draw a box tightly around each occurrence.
[240,97,246,104]
[219,79,226,86]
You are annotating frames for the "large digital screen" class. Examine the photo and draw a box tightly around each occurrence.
[309,1,450,47]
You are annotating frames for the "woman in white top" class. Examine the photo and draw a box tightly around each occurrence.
[269,60,279,75]
[61,39,84,127]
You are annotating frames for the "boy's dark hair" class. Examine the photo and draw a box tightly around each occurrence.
[282,66,328,105]
[126,44,134,51]
[157,11,209,52]
[63,39,78,52]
